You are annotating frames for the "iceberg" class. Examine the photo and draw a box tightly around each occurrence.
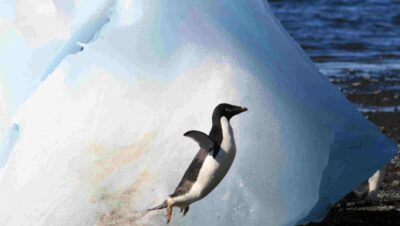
[0,0,396,225]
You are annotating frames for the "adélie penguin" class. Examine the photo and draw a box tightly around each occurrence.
[148,103,248,223]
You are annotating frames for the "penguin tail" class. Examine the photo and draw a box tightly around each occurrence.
[147,200,167,211]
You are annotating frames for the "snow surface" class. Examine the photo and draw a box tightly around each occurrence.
[0,0,396,225]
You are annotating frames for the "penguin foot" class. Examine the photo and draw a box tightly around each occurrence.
[166,204,172,224]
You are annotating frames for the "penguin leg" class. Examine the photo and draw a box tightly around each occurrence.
[183,206,190,216]
[166,204,173,224]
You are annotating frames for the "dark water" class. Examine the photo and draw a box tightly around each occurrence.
[269,0,400,78]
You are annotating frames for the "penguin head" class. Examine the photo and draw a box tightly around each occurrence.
[212,103,248,121]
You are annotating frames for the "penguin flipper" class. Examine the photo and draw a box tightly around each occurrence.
[183,130,215,150]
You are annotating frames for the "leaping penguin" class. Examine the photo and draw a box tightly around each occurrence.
[148,103,247,223]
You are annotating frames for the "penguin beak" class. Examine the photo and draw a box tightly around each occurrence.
[236,106,248,114]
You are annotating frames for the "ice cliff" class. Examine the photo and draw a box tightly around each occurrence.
[0,0,396,225]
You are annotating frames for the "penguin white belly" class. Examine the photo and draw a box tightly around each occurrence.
[174,117,236,205]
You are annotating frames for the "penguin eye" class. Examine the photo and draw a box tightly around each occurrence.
[225,108,231,112]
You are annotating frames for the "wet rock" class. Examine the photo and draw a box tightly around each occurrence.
[391,180,400,187]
